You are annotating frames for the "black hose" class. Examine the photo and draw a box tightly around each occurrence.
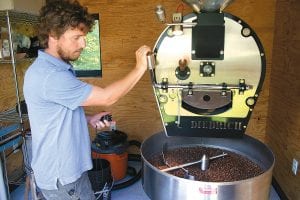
[112,140,142,191]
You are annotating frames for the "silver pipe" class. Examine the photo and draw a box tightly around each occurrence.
[6,10,24,132]
[0,153,9,200]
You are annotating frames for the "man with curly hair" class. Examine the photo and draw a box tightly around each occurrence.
[23,0,151,199]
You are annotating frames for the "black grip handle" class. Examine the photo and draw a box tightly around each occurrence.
[100,114,112,122]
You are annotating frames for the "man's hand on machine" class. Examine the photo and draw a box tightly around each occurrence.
[87,111,112,129]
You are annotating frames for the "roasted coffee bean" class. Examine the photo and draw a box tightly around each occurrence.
[149,146,263,182]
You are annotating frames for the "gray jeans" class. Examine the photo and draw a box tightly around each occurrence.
[40,172,96,200]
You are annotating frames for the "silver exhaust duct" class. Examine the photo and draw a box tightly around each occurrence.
[182,0,234,12]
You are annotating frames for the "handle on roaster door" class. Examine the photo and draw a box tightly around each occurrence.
[146,52,158,85]
[146,52,155,70]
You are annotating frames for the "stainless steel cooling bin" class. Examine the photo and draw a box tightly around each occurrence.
[141,132,274,200]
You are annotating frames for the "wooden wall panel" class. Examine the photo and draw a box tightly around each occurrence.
[0,61,31,112]
[266,0,300,199]
[78,0,276,142]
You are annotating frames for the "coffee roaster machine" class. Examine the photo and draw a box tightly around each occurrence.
[141,0,275,200]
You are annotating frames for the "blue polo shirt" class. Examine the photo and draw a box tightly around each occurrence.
[23,50,93,190]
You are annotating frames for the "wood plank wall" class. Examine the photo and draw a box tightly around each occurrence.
[266,0,300,199]
[0,61,31,111]
[79,0,276,143]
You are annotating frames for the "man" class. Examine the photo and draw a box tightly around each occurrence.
[23,0,151,199]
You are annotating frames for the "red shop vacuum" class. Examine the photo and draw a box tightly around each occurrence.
[91,116,142,190]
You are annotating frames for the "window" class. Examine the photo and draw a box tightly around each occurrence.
[72,14,102,77]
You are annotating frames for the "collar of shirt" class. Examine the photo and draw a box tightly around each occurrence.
[37,50,75,74]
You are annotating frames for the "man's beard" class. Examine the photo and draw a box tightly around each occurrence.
[57,46,81,62]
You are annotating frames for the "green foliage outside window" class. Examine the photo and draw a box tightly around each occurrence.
[72,16,101,77]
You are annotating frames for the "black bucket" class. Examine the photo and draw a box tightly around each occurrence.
[88,159,113,200]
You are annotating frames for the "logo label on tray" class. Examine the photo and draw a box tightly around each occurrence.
[198,186,218,199]
[191,120,243,130]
